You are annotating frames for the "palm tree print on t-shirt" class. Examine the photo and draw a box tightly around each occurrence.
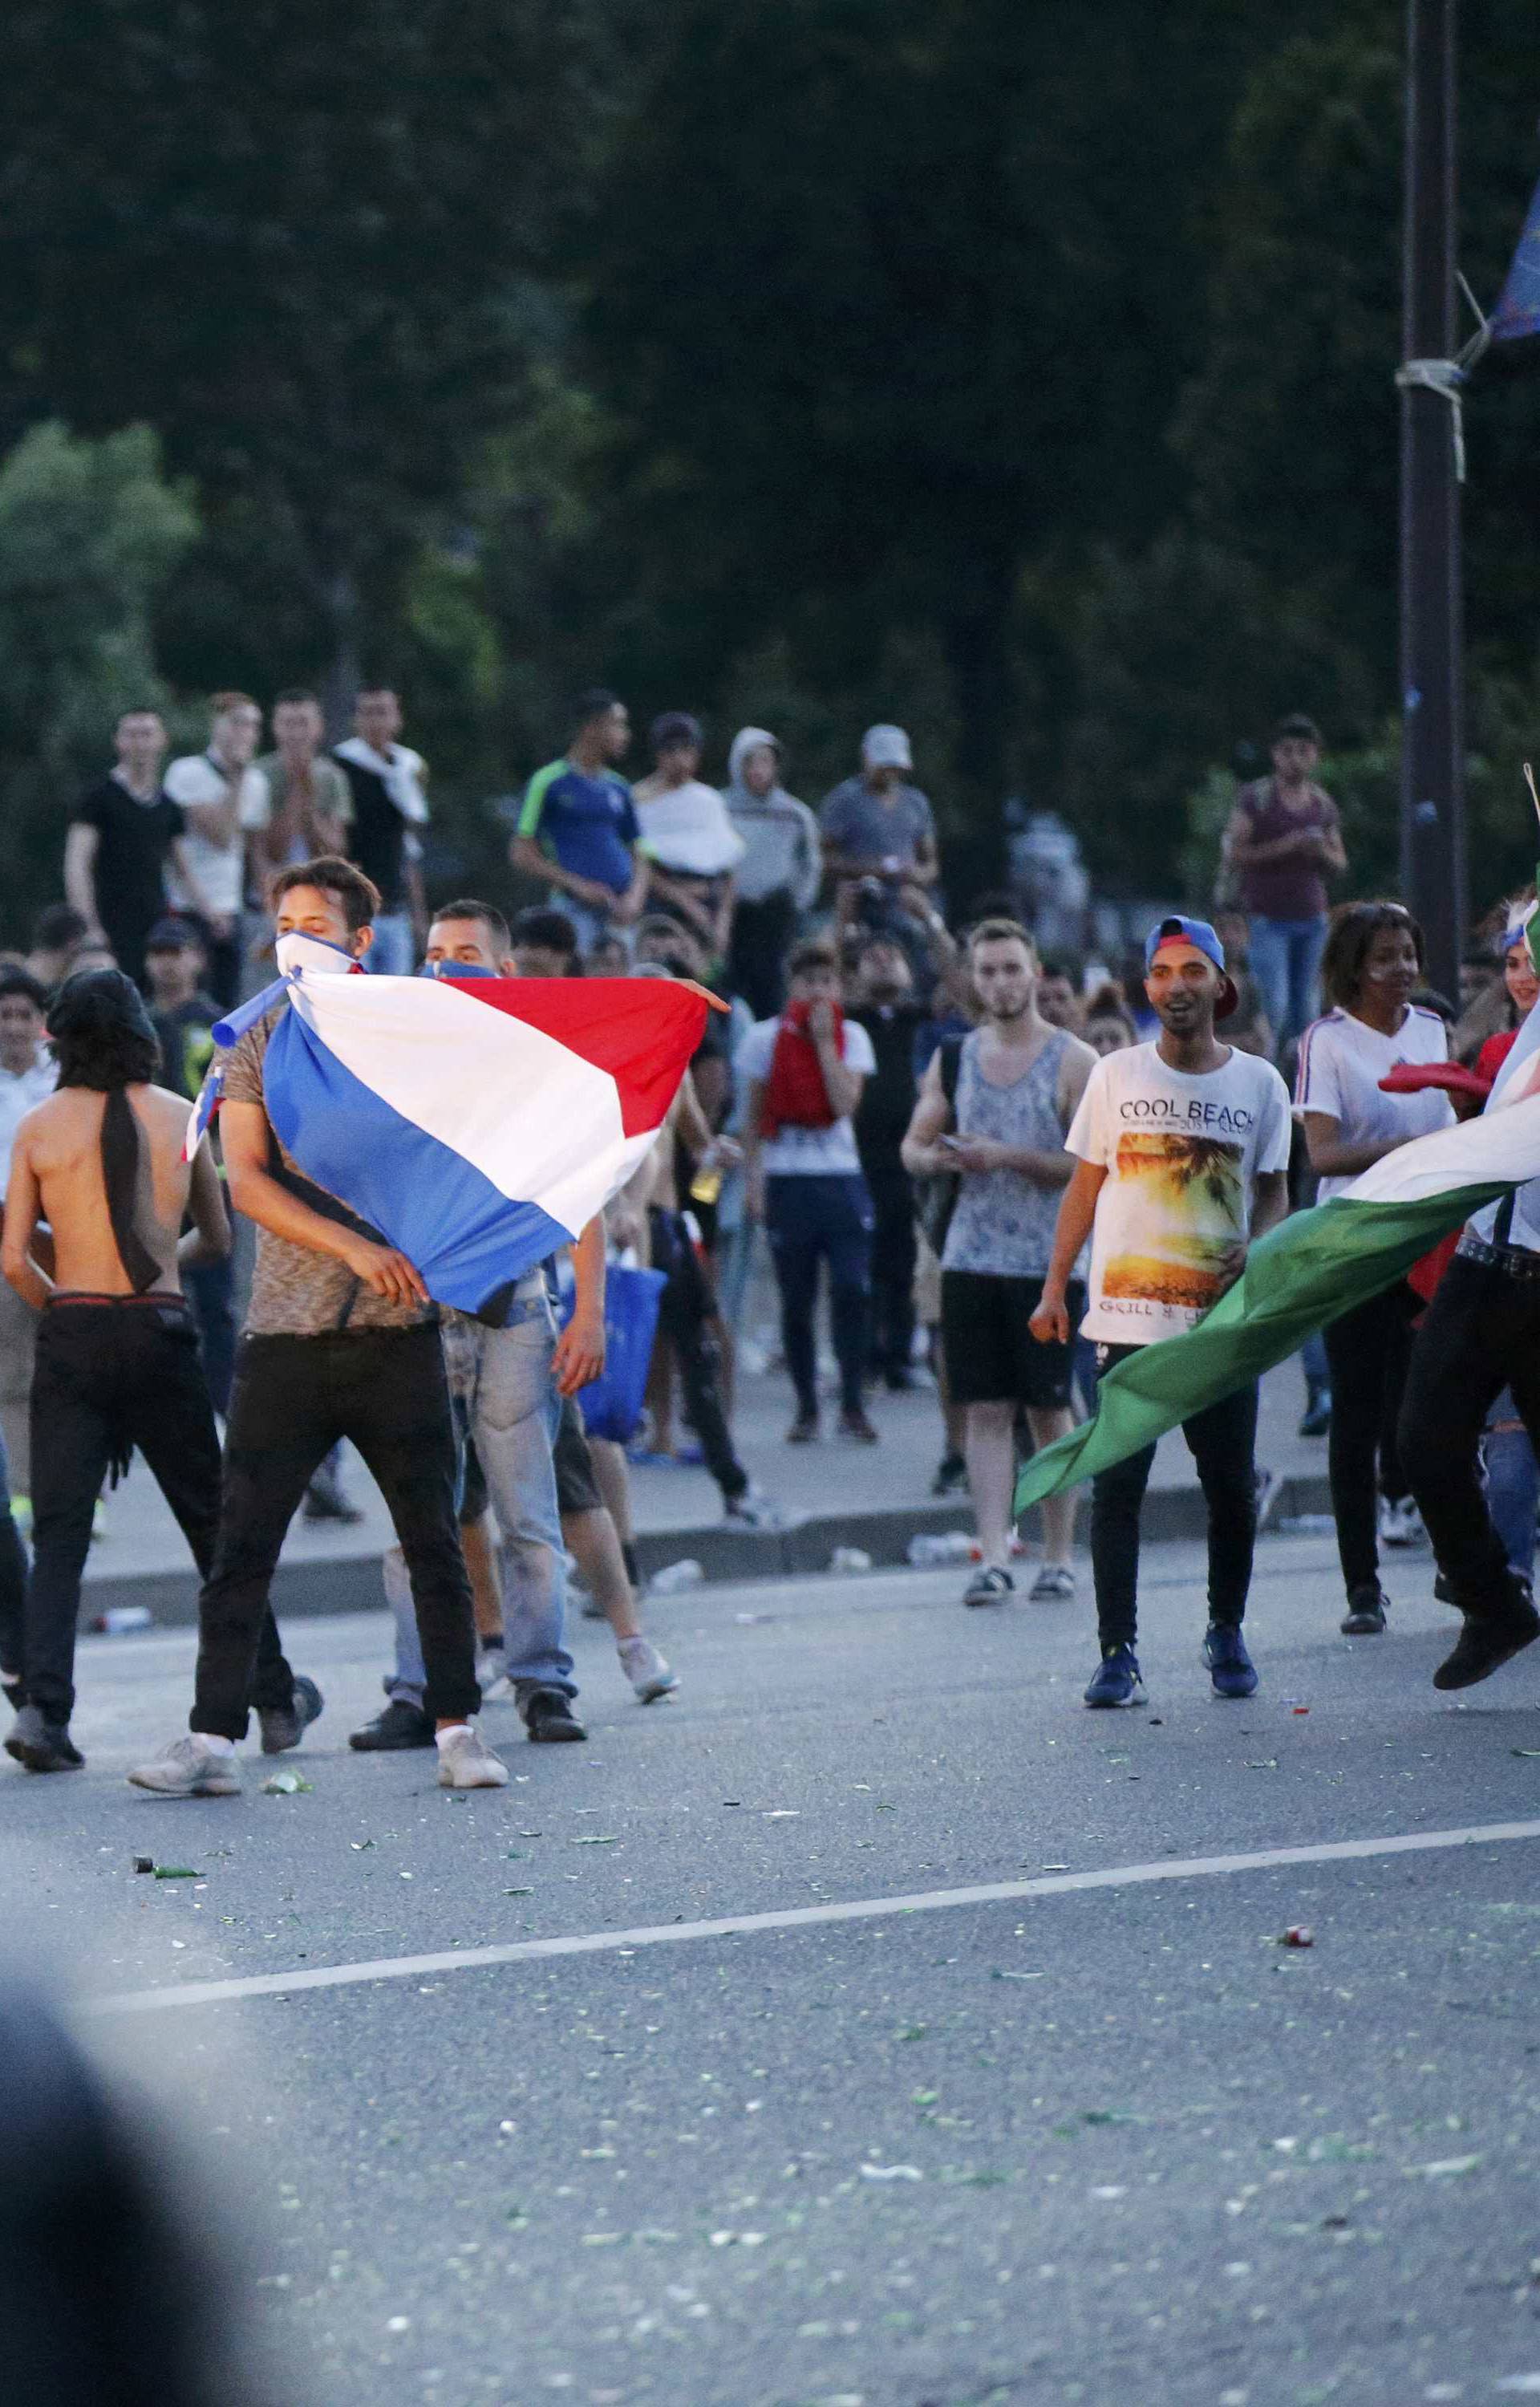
[1101,1131,1243,1314]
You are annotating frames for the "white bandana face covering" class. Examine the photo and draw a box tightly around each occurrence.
[276,931,363,980]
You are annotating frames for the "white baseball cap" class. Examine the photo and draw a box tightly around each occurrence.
[861,723,913,771]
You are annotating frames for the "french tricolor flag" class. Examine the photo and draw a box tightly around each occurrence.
[191,935,711,1321]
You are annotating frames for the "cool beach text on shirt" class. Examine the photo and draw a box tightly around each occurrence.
[1067,1040,1291,1345]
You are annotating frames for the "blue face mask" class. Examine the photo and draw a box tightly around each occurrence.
[418,960,496,980]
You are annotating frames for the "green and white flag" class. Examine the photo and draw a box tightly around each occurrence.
[1015,1051,1540,1514]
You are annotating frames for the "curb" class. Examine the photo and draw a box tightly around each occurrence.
[79,1472,1335,1632]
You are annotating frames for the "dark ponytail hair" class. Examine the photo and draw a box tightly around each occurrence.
[47,971,160,1091]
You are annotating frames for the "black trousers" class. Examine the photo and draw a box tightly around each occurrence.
[1399,1251,1540,1617]
[764,1172,873,1419]
[1090,1344,1259,1650]
[863,1162,917,1383]
[22,1298,265,1727]
[649,1207,747,1504]
[727,891,798,1023]
[1321,1281,1416,1594]
[193,1323,478,1739]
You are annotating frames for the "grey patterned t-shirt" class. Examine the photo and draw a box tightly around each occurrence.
[223,1005,435,1337]
[941,1029,1077,1281]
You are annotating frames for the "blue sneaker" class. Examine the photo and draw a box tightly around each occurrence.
[1203,1622,1258,1699]
[1084,1644,1145,1708]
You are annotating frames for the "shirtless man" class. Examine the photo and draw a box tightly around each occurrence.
[1,972,275,1772]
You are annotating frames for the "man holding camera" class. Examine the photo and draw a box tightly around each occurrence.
[820,724,938,926]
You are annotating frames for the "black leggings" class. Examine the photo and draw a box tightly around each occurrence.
[864,1163,917,1383]
[193,1324,478,1739]
[649,1207,747,1504]
[1322,1281,1416,1594]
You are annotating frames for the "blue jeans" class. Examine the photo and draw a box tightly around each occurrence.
[1484,1387,1538,1581]
[549,892,630,960]
[1247,915,1327,1053]
[764,1171,873,1419]
[387,1295,573,1706]
[367,911,417,976]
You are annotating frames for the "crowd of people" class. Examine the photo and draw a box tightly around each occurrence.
[1,689,1537,1789]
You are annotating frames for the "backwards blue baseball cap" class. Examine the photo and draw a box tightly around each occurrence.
[1144,915,1239,1020]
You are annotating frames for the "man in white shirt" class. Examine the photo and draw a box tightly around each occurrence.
[0,970,59,1501]
[631,711,744,964]
[333,687,430,976]
[164,692,270,1007]
[1033,917,1291,1707]
[738,937,879,1443]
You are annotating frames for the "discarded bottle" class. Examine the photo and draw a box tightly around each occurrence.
[828,1546,873,1573]
[906,1532,978,1567]
[648,1558,705,1596]
[91,1605,153,1635]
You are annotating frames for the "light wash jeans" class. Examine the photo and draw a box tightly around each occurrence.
[367,911,418,976]
[387,1293,574,1705]
[1247,914,1327,1054]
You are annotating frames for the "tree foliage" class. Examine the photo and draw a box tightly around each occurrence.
[0,0,1537,932]
[0,422,197,916]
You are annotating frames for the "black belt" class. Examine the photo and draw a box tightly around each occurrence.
[1455,1232,1540,1281]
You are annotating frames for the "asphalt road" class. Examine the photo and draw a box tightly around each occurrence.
[6,1531,1540,2407]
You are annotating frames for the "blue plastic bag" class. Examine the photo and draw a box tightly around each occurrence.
[559,1262,667,1443]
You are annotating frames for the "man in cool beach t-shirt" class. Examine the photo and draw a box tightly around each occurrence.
[1031,916,1291,1708]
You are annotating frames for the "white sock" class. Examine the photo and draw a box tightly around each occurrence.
[193,1731,236,1757]
[434,1721,472,1750]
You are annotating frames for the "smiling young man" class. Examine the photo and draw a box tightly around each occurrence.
[1031,916,1291,1707]
[129,858,505,1794]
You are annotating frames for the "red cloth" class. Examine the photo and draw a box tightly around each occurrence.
[760,999,840,1139]
[1475,1028,1519,1086]
[1378,1059,1493,1102]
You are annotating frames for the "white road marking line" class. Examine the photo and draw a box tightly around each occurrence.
[83,1818,1540,2017]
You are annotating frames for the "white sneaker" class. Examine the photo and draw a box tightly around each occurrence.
[128,1734,241,1797]
[436,1725,510,1788]
[618,1635,679,1703]
[723,1489,797,1532]
[1378,1496,1426,1549]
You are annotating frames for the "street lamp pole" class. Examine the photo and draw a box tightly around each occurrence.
[1398,0,1465,1000]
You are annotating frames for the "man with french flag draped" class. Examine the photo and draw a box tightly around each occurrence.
[128,856,711,1796]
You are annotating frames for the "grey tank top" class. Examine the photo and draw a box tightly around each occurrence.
[941,1028,1073,1278]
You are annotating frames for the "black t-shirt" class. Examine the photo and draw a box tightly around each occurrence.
[851,1000,926,1163]
[151,992,221,1101]
[71,773,184,972]
[334,753,407,906]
